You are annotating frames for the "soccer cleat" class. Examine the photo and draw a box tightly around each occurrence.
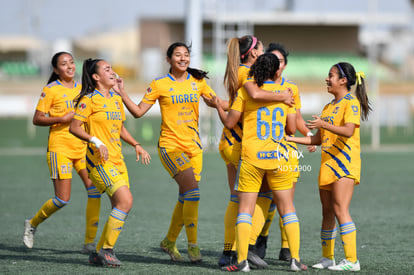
[254,235,268,259]
[290,258,308,271]
[23,219,36,249]
[188,244,202,262]
[247,250,268,269]
[221,260,250,272]
[328,259,360,271]
[81,243,96,254]
[97,248,121,267]
[160,238,183,261]
[218,251,237,267]
[312,257,335,269]
[279,247,291,262]
[89,250,103,266]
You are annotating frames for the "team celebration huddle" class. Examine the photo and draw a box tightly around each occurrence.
[22,35,371,272]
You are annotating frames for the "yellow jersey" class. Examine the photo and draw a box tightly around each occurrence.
[218,64,250,151]
[35,80,86,159]
[74,90,126,172]
[231,81,296,170]
[282,77,301,157]
[142,72,215,157]
[319,92,361,186]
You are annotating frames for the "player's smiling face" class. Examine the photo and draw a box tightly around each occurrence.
[168,46,190,74]
[326,66,345,94]
[94,60,117,88]
[54,53,75,81]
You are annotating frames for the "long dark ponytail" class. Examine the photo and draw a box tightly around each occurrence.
[75,58,102,107]
[47,52,73,84]
[335,62,371,121]
[166,42,208,80]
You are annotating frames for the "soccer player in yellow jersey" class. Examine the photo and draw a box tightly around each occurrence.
[253,43,317,262]
[23,52,102,254]
[70,58,151,267]
[287,62,371,271]
[211,35,294,268]
[212,53,307,272]
[115,42,215,263]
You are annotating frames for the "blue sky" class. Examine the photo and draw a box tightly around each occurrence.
[0,0,411,42]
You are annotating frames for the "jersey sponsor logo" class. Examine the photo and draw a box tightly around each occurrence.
[40,92,46,99]
[146,87,152,94]
[170,93,199,104]
[257,150,287,160]
[105,111,122,120]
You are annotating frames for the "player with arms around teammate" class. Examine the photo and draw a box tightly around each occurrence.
[287,62,371,271]
[70,58,151,267]
[115,42,215,263]
[210,53,307,272]
[23,52,101,254]
[210,35,294,268]
[253,43,316,262]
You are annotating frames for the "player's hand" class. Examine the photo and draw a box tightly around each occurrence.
[280,88,295,107]
[61,111,75,124]
[202,93,220,108]
[135,144,151,165]
[98,145,109,161]
[112,74,125,96]
[306,115,324,129]
[307,145,317,153]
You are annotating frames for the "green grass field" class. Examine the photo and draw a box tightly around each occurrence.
[0,118,413,274]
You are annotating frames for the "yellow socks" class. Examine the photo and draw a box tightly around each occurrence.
[340,222,357,263]
[321,228,337,260]
[280,216,289,248]
[183,188,200,244]
[30,196,68,227]
[282,212,300,260]
[236,213,252,263]
[223,195,238,252]
[260,203,276,237]
[84,186,101,244]
[249,191,272,245]
[166,194,184,242]
[99,207,128,250]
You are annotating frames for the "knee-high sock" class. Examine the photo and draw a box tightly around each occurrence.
[84,186,101,244]
[183,188,200,244]
[236,213,252,263]
[249,191,272,245]
[224,195,238,252]
[280,216,289,248]
[166,194,184,242]
[340,222,357,263]
[260,203,276,237]
[31,196,69,227]
[321,228,337,260]
[282,212,300,261]
[100,207,128,250]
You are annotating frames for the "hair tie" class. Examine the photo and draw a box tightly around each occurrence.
[356,71,366,85]
[241,36,258,59]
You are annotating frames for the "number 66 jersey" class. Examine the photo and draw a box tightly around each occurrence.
[231,80,296,170]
